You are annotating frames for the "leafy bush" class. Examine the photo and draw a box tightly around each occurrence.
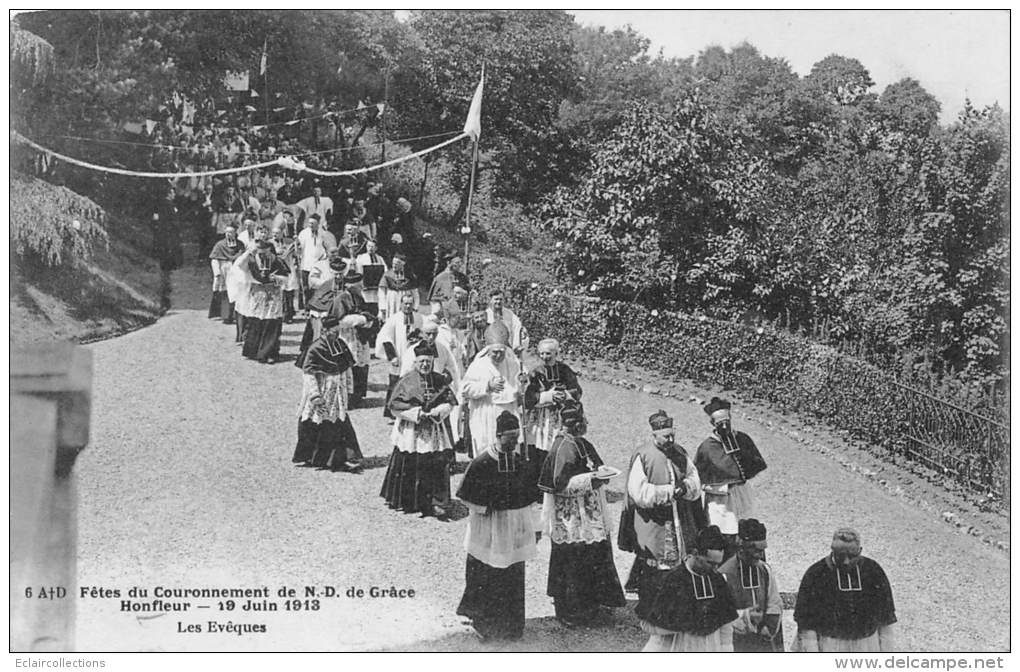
[10,171,108,266]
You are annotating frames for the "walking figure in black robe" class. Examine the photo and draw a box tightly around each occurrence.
[456,412,542,641]
[292,315,363,471]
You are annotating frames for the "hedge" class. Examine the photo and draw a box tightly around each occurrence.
[470,269,1008,499]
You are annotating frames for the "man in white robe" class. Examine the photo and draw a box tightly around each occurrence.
[461,322,525,456]
[377,293,424,419]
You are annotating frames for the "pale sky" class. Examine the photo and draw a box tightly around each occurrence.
[570,10,1010,125]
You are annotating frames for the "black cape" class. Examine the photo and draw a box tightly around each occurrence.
[794,556,897,640]
[638,563,738,636]
[694,431,767,485]
[302,332,354,376]
[457,449,542,512]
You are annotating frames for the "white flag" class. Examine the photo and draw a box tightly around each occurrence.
[463,66,484,141]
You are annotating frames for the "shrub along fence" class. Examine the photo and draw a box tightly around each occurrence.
[471,267,1009,502]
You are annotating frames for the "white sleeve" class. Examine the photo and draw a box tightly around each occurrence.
[564,472,594,495]
[682,459,702,501]
[395,407,421,423]
[431,403,454,420]
[626,457,675,507]
[461,363,492,401]
[764,563,782,615]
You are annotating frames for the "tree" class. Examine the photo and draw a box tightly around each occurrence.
[804,53,875,106]
[879,77,940,136]
[402,10,580,213]
[541,94,773,310]
[692,42,820,172]
[559,24,691,142]
[11,20,107,266]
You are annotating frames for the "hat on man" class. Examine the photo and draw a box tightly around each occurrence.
[328,251,346,272]
[413,341,437,358]
[496,411,520,434]
[704,397,732,416]
[321,315,341,330]
[343,269,363,284]
[649,410,673,430]
[697,525,728,552]
[484,321,510,347]
[738,518,768,542]
[392,252,407,262]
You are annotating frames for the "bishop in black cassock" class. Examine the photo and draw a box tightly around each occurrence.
[292,315,364,471]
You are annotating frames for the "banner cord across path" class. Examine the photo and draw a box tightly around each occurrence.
[12,129,470,181]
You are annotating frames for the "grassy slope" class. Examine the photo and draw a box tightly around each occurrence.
[10,213,165,346]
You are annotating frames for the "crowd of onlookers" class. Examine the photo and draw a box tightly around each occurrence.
[147,95,442,298]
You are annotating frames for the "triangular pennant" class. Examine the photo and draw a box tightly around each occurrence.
[302,102,313,110]
[376,103,385,115]
[286,119,301,126]
[463,66,485,141]
[357,100,366,110]
[273,106,287,112]
[244,105,257,112]
[145,119,157,135]
[250,89,259,98]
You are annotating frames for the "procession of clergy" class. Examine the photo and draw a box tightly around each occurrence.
[207,223,897,653]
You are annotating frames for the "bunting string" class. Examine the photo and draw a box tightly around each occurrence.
[242,100,386,131]
[53,129,463,159]
[12,129,469,180]
[301,132,468,177]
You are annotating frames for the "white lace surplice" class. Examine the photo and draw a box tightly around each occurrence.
[298,372,350,424]
[246,279,285,320]
[542,472,612,544]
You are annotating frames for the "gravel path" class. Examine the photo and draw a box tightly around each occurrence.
[73,262,1009,652]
